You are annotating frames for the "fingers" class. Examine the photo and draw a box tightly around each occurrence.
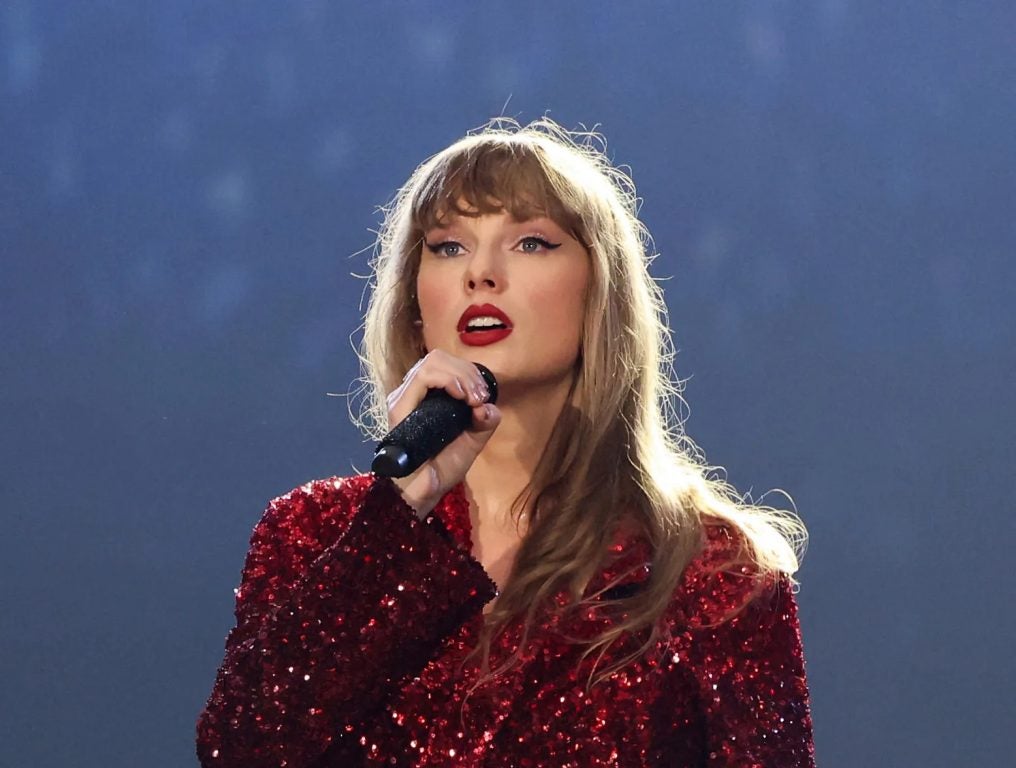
[387,350,490,428]
[385,352,498,520]
[390,405,499,520]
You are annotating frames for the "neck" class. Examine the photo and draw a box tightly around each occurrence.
[465,374,574,523]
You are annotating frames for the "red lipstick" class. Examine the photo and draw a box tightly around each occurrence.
[457,303,513,347]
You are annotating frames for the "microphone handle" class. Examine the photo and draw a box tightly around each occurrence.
[372,392,472,478]
[371,364,498,478]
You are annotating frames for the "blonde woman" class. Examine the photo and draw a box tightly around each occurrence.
[197,118,815,767]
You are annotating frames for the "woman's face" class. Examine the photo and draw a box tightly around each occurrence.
[416,206,591,394]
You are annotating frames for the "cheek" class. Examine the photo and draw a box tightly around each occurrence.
[415,269,437,312]
[415,270,449,325]
[415,265,467,354]
[530,269,588,343]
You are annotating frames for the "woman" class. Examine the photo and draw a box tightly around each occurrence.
[196,118,815,767]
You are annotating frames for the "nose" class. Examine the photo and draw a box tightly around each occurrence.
[464,243,504,292]
[466,273,497,291]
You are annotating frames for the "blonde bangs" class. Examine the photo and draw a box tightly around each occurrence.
[410,141,587,243]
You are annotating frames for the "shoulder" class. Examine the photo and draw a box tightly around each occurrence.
[668,518,782,630]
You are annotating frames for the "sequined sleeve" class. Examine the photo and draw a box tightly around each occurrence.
[195,474,497,768]
[663,573,816,767]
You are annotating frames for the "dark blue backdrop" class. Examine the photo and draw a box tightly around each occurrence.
[2,2,1013,766]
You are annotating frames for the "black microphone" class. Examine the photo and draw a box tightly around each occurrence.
[371,363,499,478]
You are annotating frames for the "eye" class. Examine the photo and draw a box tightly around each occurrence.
[424,240,464,258]
[517,236,562,254]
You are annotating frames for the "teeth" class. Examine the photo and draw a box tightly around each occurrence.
[466,316,506,329]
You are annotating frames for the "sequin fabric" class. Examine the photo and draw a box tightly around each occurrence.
[196,474,815,767]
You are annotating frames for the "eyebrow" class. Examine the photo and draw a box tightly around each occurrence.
[513,215,559,228]
[426,215,562,233]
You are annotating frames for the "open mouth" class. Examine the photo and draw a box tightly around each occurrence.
[457,304,514,343]
[464,317,510,332]
[458,314,513,346]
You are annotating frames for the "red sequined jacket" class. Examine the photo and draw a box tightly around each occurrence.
[196,474,815,767]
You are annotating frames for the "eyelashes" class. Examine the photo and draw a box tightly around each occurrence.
[518,236,562,254]
[423,236,562,258]
[424,240,464,258]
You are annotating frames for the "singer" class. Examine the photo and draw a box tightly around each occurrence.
[196,118,815,767]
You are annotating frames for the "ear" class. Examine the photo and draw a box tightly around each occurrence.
[415,325,428,356]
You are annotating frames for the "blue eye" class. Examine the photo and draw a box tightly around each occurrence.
[425,240,463,258]
[518,236,561,253]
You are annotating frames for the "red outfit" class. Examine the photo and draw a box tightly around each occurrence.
[196,474,815,767]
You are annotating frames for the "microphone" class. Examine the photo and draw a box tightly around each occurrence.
[371,363,499,478]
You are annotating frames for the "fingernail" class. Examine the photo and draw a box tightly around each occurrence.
[484,404,494,419]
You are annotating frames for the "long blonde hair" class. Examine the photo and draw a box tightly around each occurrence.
[358,117,807,687]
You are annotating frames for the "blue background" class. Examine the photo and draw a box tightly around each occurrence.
[2,2,1013,766]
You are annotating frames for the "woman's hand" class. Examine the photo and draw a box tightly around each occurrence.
[386,350,501,519]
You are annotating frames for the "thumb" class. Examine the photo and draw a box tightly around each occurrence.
[470,402,501,439]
